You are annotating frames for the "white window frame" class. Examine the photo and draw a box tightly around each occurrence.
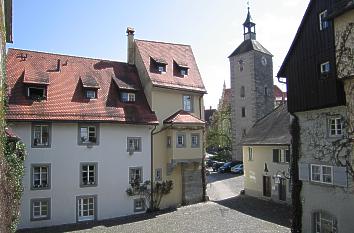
[155,168,162,181]
[129,167,143,184]
[176,133,186,148]
[191,134,200,148]
[31,198,50,221]
[311,164,333,184]
[329,117,343,137]
[320,61,330,74]
[158,65,166,73]
[27,87,46,99]
[319,10,329,31]
[85,89,97,99]
[79,125,98,145]
[134,198,145,212]
[32,123,51,148]
[77,196,96,222]
[248,147,253,161]
[314,211,337,233]
[31,164,50,190]
[80,163,97,187]
[183,95,193,112]
[127,137,142,152]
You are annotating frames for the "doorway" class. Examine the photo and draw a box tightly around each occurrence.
[263,176,271,197]
[278,178,286,201]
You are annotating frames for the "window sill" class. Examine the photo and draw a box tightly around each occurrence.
[80,184,98,188]
[31,186,50,190]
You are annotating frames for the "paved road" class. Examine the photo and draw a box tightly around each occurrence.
[21,172,291,233]
[206,170,244,201]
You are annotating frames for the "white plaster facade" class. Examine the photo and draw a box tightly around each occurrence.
[243,145,291,204]
[10,122,152,229]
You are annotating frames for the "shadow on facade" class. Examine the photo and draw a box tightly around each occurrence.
[213,195,291,228]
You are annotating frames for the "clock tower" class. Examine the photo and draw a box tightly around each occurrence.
[229,7,274,161]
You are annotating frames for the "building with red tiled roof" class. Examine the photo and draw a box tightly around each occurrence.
[274,85,287,107]
[128,27,206,207]
[7,48,158,229]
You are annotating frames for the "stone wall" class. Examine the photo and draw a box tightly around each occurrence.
[181,163,203,205]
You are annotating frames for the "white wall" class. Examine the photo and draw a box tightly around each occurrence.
[10,122,152,229]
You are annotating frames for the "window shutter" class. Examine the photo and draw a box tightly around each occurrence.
[285,150,290,163]
[333,166,348,187]
[298,163,310,181]
[273,149,279,162]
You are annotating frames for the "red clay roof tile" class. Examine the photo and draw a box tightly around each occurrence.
[163,110,205,125]
[135,40,206,93]
[6,49,158,124]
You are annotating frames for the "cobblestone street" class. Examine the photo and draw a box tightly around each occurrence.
[23,173,291,233]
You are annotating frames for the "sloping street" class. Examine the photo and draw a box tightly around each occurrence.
[23,173,291,233]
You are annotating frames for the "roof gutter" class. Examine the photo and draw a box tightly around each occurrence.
[150,124,157,211]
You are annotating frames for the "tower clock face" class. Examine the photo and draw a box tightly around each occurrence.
[261,56,267,66]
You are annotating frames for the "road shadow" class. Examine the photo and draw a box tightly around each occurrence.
[16,208,177,233]
[213,195,291,228]
[206,171,243,184]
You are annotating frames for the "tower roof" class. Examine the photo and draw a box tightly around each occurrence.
[243,7,255,26]
[228,39,272,57]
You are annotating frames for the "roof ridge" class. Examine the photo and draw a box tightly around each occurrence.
[135,39,191,47]
[8,48,127,64]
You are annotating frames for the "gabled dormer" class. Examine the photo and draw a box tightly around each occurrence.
[80,76,100,99]
[111,75,140,103]
[150,56,167,73]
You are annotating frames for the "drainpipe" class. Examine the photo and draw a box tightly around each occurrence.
[150,125,157,211]
[199,95,207,201]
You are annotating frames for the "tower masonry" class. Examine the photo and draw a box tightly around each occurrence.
[229,8,274,161]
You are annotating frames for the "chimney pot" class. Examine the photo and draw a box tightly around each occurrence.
[127,27,135,65]
[126,27,135,35]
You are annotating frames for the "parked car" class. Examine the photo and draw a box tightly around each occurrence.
[206,159,215,168]
[218,161,242,173]
[231,164,244,174]
[212,161,225,172]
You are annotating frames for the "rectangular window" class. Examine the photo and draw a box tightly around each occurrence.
[31,164,50,189]
[241,107,246,117]
[191,134,200,148]
[79,124,98,145]
[158,65,166,73]
[248,147,253,161]
[31,198,50,221]
[32,123,51,147]
[240,86,245,98]
[80,163,97,187]
[319,10,329,30]
[129,167,143,184]
[311,164,333,184]
[28,87,46,99]
[167,136,172,147]
[329,117,343,136]
[127,137,142,152]
[183,95,193,112]
[134,198,145,212]
[85,89,97,99]
[121,92,136,102]
[320,61,330,74]
[273,149,290,163]
[176,133,186,148]
[155,168,162,181]
[180,69,187,76]
[77,196,96,222]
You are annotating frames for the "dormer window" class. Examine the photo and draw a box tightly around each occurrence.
[121,92,136,102]
[27,87,46,100]
[319,10,329,30]
[180,68,188,76]
[320,61,330,75]
[85,89,97,99]
[174,60,189,77]
[150,57,168,74]
[158,65,166,73]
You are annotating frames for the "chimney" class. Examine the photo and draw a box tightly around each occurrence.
[126,27,135,65]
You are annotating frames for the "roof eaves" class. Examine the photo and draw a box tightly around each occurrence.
[277,0,313,77]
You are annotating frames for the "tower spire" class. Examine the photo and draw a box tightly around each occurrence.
[243,5,256,40]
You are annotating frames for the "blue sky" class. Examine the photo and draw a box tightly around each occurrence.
[8,0,309,108]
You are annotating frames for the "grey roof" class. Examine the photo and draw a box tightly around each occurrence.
[243,7,255,26]
[241,104,291,146]
[228,40,272,57]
